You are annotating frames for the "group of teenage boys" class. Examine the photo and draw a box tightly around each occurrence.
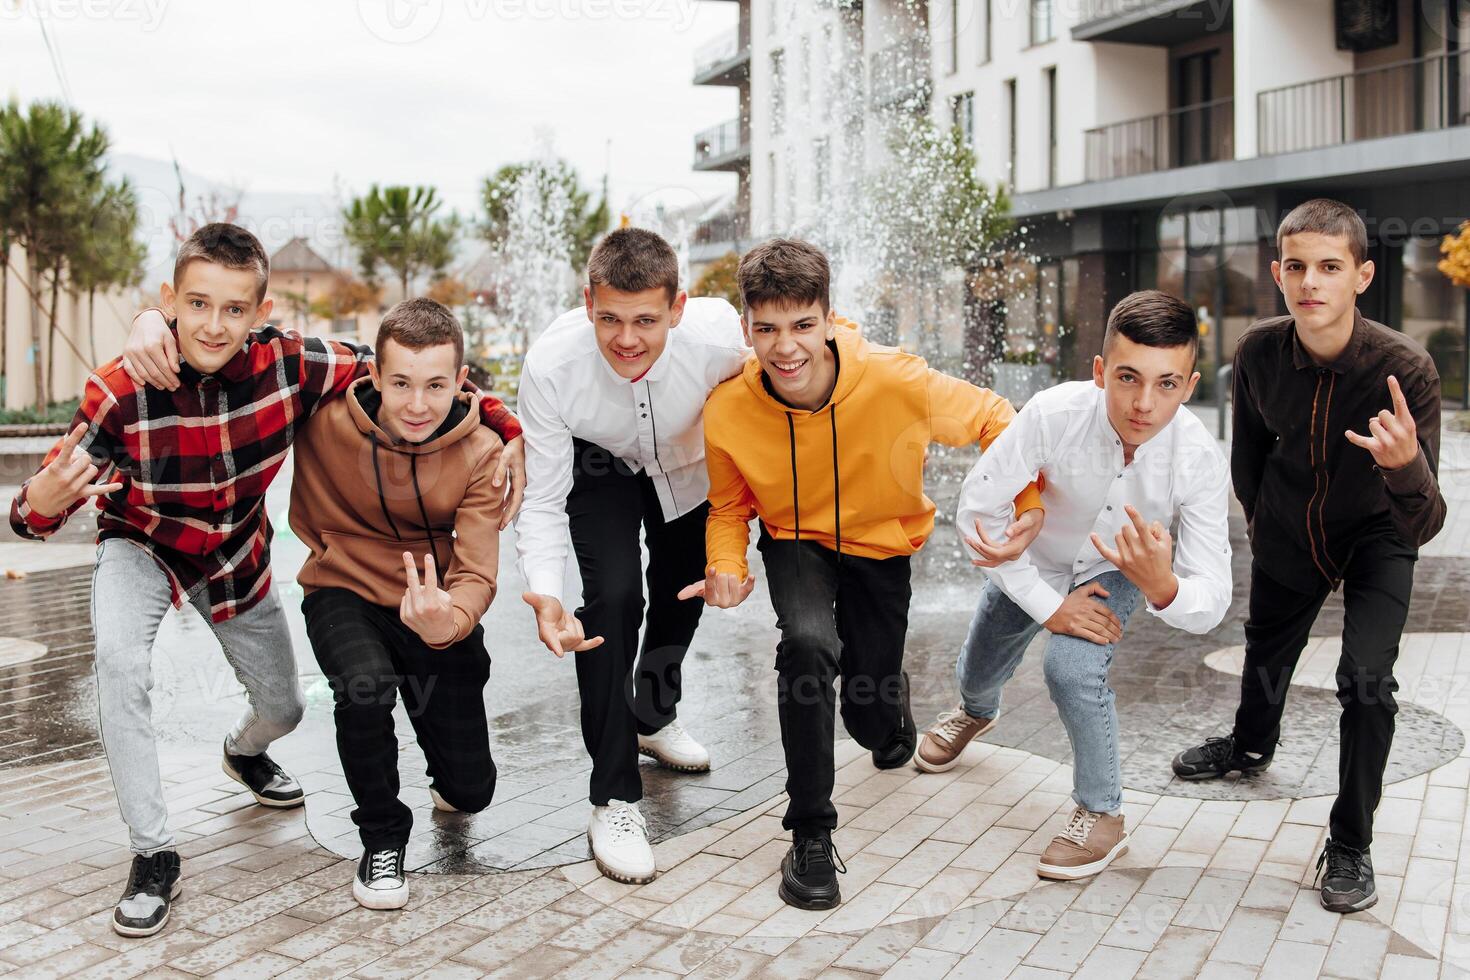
[13,195,1443,937]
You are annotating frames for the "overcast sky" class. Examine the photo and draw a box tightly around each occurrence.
[3,0,740,223]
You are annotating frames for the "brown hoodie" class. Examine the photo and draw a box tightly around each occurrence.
[290,376,504,647]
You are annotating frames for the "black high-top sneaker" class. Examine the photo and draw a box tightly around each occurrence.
[1316,839,1377,913]
[778,830,847,910]
[354,846,409,910]
[1170,734,1273,780]
[222,739,305,807]
[112,850,182,937]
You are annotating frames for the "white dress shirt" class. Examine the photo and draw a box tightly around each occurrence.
[515,297,748,603]
[955,380,1232,634]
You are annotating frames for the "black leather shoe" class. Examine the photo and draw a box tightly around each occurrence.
[1316,839,1377,913]
[872,672,916,770]
[1170,735,1272,781]
[112,850,181,938]
[778,832,846,910]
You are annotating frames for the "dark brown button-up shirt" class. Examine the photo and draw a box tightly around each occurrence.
[1231,310,1447,589]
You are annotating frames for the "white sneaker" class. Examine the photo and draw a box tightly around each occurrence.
[428,785,458,812]
[352,847,408,910]
[588,800,656,884]
[637,719,711,772]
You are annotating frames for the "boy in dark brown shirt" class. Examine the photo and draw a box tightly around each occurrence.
[1172,199,1446,914]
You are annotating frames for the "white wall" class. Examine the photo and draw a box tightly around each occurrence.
[2,243,143,411]
[1234,0,1354,158]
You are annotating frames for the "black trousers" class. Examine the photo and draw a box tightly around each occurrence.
[758,530,912,833]
[1231,535,1416,850]
[567,439,708,806]
[303,587,496,851]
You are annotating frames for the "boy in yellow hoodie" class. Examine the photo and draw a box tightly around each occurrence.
[681,239,1043,910]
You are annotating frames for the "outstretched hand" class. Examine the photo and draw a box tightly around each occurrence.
[1090,505,1178,609]
[523,592,604,658]
[677,565,756,608]
[26,423,123,519]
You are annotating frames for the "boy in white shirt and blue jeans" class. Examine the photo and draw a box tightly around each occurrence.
[919,290,1233,881]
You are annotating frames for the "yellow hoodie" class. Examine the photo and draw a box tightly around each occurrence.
[704,323,1042,579]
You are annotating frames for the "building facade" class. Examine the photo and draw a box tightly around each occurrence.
[693,0,1470,408]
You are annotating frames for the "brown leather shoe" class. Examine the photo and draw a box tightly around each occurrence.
[1037,807,1129,880]
[915,706,997,773]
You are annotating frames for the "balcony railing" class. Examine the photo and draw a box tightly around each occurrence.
[694,118,750,168]
[869,36,931,111]
[1084,98,1234,181]
[693,210,750,248]
[1258,49,1470,156]
[693,27,750,82]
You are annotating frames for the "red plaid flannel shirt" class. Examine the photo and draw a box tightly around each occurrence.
[10,325,521,622]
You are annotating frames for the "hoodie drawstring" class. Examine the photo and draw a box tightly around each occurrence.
[830,404,841,562]
[408,455,441,569]
[784,407,843,568]
[369,434,402,541]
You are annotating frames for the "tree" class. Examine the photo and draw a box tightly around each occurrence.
[309,275,381,323]
[426,276,468,308]
[0,100,108,409]
[71,178,146,364]
[168,157,241,243]
[481,159,608,272]
[342,185,459,301]
[1440,220,1470,289]
[692,252,741,308]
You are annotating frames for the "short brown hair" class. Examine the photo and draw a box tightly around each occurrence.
[1277,198,1368,265]
[587,228,680,302]
[737,238,830,313]
[375,297,465,367]
[174,223,270,303]
[1103,290,1199,366]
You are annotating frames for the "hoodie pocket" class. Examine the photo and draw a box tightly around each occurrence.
[320,529,436,574]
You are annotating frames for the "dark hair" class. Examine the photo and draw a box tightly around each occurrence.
[1276,198,1369,265]
[737,238,831,314]
[174,222,270,302]
[1103,290,1199,364]
[586,227,680,302]
[375,297,464,367]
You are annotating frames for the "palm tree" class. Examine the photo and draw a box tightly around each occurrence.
[71,179,145,363]
[0,100,108,409]
[342,185,459,302]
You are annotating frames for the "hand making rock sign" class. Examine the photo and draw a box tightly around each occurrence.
[1345,375,1419,471]
[26,422,124,518]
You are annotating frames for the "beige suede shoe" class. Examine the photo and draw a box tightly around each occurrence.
[1036,807,1129,881]
[914,706,997,773]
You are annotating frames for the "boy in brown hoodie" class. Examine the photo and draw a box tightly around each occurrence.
[289,298,504,911]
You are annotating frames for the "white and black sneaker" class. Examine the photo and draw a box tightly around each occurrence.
[1316,838,1377,913]
[112,850,181,937]
[222,740,305,808]
[353,846,409,910]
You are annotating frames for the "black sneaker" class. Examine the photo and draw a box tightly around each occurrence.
[112,850,181,938]
[222,740,304,808]
[778,831,847,910]
[1316,839,1377,913]
[1170,735,1272,781]
[872,672,917,770]
[353,846,409,910]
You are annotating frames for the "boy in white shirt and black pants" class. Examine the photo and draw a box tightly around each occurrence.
[516,228,748,884]
[917,290,1233,882]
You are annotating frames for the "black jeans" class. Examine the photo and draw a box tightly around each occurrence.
[758,530,912,833]
[303,588,496,851]
[1231,535,1416,850]
[567,439,709,806]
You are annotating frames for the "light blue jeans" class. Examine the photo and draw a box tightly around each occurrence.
[91,539,304,855]
[956,570,1141,815]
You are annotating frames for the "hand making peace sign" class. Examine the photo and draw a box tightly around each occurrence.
[1345,375,1419,472]
[400,551,457,647]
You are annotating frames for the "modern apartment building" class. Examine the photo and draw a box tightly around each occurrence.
[692,0,1470,406]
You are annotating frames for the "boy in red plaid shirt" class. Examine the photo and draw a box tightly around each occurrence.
[11,224,522,937]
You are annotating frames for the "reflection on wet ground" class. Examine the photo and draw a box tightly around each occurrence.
[0,457,1461,874]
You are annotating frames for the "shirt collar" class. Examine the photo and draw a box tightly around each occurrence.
[639,328,677,384]
[1290,308,1366,375]
[172,321,257,386]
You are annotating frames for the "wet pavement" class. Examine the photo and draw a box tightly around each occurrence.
[0,440,1463,877]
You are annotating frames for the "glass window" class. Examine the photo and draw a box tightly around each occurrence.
[1030,0,1054,45]
[951,91,975,147]
[1403,235,1468,405]
[771,50,786,136]
[981,0,992,64]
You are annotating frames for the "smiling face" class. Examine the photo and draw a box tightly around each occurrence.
[1093,333,1200,450]
[586,283,687,380]
[743,300,838,411]
[367,338,469,444]
[161,260,272,374]
[1272,231,1375,345]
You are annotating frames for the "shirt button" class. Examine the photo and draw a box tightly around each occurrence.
[1106,505,1113,511]
[641,413,648,419]
[639,402,646,408]
[213,453,222,461]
